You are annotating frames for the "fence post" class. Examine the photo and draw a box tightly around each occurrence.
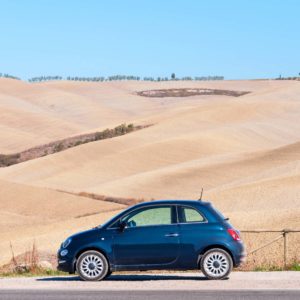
[283,229,288,270]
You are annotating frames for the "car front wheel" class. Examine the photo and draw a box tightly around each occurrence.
[76,250,109,281]
[200,248,233,280]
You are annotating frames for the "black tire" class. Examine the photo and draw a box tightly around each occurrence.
[104,270,112,279]
[200,248,233,280]
[76,250,109,281]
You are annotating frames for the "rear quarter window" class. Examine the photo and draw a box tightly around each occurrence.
[179,206,205,223]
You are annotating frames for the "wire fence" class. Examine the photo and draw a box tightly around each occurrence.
[240,229,300,270]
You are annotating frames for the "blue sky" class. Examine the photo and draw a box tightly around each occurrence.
[0,0,299,80]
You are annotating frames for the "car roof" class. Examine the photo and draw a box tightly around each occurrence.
[133,199,211,208]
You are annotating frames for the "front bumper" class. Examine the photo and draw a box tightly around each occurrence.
[57,249,75,273]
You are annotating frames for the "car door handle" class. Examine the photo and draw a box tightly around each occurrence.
[165,233,179,237]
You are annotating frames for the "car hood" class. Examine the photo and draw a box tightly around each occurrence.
[69,227,100,241]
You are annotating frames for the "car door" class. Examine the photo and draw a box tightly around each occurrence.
[177,205,210,268]
[112,205,180,267]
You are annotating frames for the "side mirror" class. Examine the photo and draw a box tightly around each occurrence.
[119,221,127,232]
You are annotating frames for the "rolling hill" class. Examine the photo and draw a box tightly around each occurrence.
[0,78,299,265]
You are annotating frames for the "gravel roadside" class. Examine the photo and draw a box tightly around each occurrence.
[0,272,299,291]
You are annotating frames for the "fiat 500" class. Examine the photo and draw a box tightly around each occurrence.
[58,200,245,280]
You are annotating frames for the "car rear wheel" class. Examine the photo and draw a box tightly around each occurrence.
[77,250,109,281]
[200,248,233,280]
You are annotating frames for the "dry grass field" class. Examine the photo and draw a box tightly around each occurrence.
[0,78,299,268]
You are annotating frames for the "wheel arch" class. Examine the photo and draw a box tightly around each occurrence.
[197,244,234,266]
[74,247,110,272]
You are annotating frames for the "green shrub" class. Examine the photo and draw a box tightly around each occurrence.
[74,141,83,146]
[53,143,64,153]
[0,154,20,166]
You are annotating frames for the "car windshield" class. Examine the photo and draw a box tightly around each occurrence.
[97,205,134,228]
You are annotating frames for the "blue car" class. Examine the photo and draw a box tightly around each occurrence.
[57,200,246,281]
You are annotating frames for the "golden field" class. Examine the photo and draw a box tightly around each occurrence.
[0,78,299,267]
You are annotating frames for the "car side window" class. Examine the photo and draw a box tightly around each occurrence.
[122,206,173,227]
[179,206,205,223]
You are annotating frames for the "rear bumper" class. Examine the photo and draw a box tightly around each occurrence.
[232,243,247,267]
[233,251,247,267]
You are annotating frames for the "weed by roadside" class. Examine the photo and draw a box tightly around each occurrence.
[0,241,67,277]
[0,268,67,277]
[290,263,300,271]
[253,263,300,272]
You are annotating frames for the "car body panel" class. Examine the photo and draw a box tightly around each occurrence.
[110,224,180,268]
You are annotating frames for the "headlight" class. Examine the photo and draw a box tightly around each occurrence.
[62,238,72,248]
[60,250,68,257]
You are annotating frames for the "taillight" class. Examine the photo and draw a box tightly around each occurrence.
[227,228,241,241]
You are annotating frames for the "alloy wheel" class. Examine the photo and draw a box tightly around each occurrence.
[201,249,232,279]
